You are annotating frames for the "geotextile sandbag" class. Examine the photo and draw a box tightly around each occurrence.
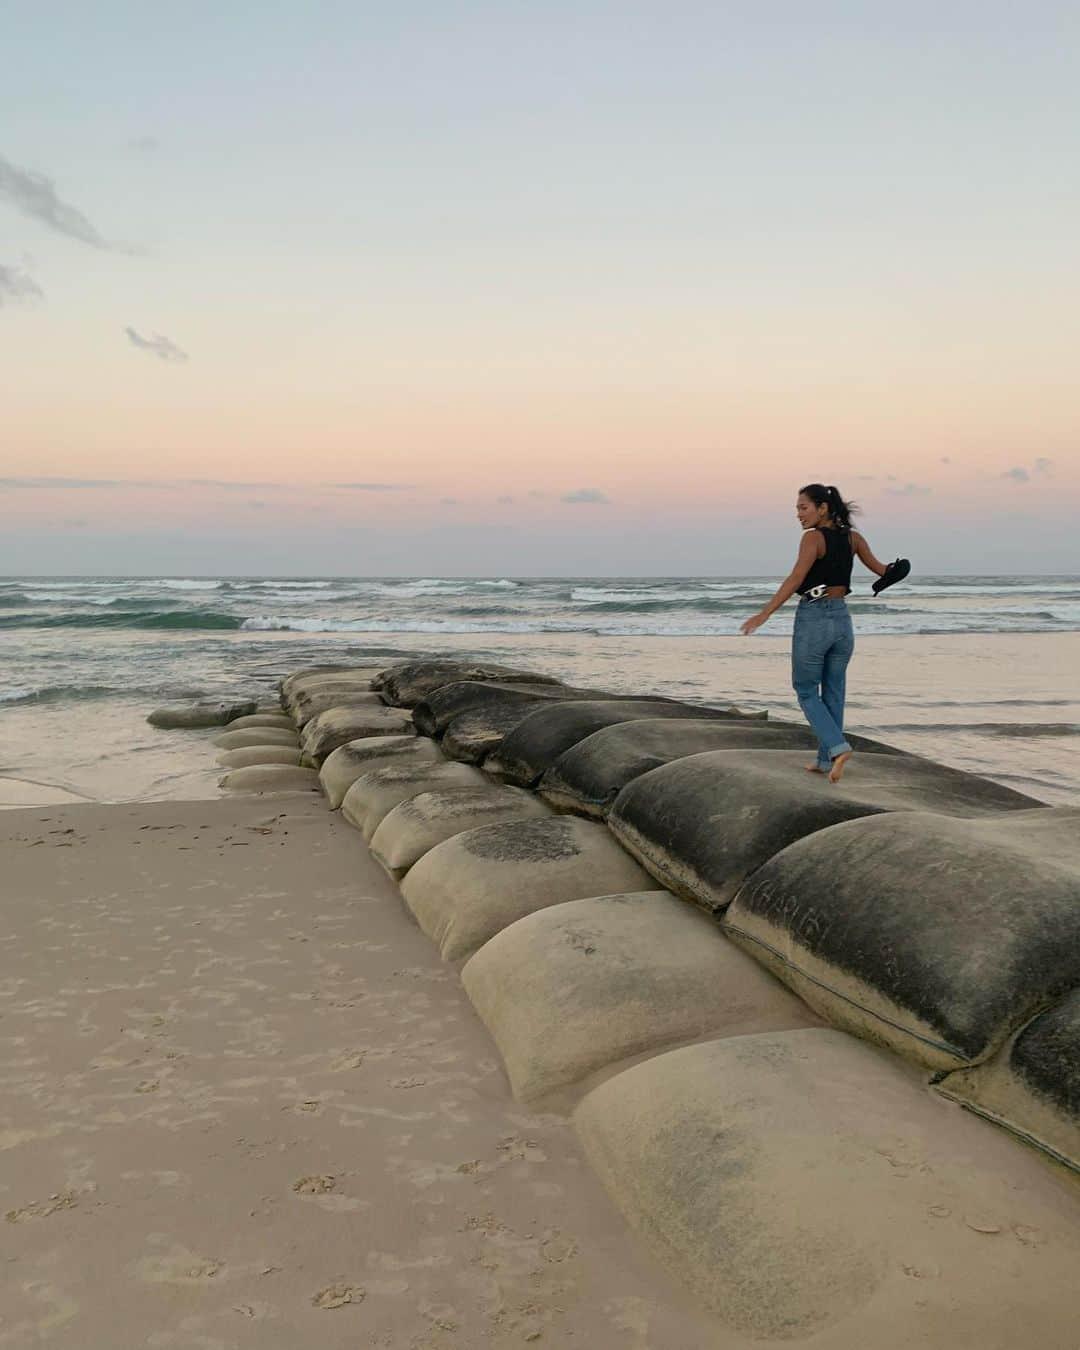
[538,717,821,816]
[610,748,1043,915]
[290,690,384,725]
[369,784,551,878]
[213,726,300,751]
[375,660,562,708]
[319,734,444,809]
[147,699,257,728]
[300,705,415,764]
[280,665,382,700]
[934,988,1080,1171]
[401,816,662,962]
[220,764,321,793]
[724,806,1080,1071]
[226,713,296,731]
[484,699,749,787]
[412,680,599,737]
[217,745,304,769]
[341,761,489,841]
[280,663,362,698]
[573,1029,1080,1345]
[461,890,819,1105]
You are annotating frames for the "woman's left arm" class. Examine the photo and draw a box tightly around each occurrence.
[739,532,818,635]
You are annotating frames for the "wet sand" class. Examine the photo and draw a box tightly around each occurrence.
[0,794,723,1349]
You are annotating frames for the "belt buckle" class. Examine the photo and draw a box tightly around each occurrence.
[807,584,827,602]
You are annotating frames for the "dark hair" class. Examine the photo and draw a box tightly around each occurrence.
[799,482,858,532]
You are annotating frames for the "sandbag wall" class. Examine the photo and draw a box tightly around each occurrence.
[217,657,1080,1345]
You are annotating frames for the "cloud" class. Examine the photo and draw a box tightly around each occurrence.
[562,488,609,504]
[128,136,160,153]
[0,154,132,252]
[1034,457,1053,474]
[497,495,515,504]
[332,482,414,491]
[0,262,43,305]
[528,490,547,499]
[440,497,459,506]
[940,456,952,464]
[62,517,89,529]
[0,476,278,491]
[125,327,189,363]
[884,482,932,497]
[1002,467,1029,483]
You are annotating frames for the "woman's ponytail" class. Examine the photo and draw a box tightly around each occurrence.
[800,482,859,531]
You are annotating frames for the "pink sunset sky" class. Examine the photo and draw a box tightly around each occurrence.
[2,2,1076,575]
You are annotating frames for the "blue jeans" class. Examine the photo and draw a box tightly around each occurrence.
[791,597,854,768]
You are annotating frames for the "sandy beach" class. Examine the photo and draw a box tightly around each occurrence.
[1,793,727,1348]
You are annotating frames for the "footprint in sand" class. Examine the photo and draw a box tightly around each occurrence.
[312,1283,365,1309]
[292,1175,336,1195]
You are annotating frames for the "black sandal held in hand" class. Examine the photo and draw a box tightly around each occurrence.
[872,558,911,595]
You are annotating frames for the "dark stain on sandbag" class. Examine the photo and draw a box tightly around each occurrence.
[462,817,581,863]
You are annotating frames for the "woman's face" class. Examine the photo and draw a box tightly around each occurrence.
[796,493,828,530]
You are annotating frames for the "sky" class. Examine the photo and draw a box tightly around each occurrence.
[1,1,1077,576]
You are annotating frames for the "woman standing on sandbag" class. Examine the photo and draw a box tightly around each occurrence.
[739,484,907,782]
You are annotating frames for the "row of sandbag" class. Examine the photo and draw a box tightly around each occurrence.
[256,659,1080,1344]
[230,658,1080,1180]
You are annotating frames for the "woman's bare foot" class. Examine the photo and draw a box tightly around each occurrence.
[829,751,853,783]
[804,763,827,774]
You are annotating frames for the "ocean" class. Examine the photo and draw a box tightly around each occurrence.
[2,574,1078,807]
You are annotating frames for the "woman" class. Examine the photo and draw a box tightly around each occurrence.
[739,483,888,783]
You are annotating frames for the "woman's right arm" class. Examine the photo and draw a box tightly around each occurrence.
[852,530,887,578]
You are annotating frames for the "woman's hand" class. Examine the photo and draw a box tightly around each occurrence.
[740,612,768,636]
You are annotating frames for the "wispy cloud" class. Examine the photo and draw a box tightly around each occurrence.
[0,154,132,252]
[128,136,160,153]
[0,262,43,306]
[332,482,414,491]
[884,482,932,497]
[125,327,188,363]
[562,488,610,504]
[1003,458,1053,485]
[440,496,459,506]
[0,476,279,491]
[497,495,515,504]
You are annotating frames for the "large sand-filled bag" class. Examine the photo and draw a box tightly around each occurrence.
[319,734,444,809]
[935,988,1080,1171]
[280,665,382,701]
[292,690,384,725]
[219,764,321,793]
[539,717,820,816]
[148,699,256,728]
[442,700,575,763]
[401,816,662,962]
[412,680,601,737]
[369,785,551,878]
[213,726,300,751]
[485,699,749,786]
[216,745,304,769]
[724,806,1080,1071]
[300,705,415,764]
[280,663,361,695]
[610,748,1043,914]
[341,761,489,840]
[226,712,296,731]
[574,1029,1080,1346]
[376,660,562,707]
[541,716,906,817]
[462,891,818,1105]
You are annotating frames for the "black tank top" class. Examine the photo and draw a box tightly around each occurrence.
[798,527,854,596]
